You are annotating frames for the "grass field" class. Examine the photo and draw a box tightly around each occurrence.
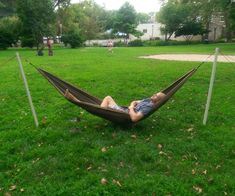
[0,43,235,195]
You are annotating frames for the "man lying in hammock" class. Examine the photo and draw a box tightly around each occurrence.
[64,89,165,122]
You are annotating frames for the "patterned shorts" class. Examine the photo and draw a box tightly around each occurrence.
[109,104,129,113]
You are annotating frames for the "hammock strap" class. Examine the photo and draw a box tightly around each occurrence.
[0,55,15,67]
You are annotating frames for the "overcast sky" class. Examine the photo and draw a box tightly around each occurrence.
[70,0,162,13]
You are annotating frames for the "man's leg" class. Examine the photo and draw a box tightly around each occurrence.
[100,96,117,107]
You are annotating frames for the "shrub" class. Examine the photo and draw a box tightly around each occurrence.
[128,39,143,47]
[20,36,34,48]
[61,30,83,48]
[113,41,127,47]
[142,40,204,46]
[0,16,20,50]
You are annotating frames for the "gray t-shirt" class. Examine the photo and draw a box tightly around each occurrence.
[134,98,154,116]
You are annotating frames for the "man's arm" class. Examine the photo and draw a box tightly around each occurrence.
[128,100,143,122]
[128,106,144,122]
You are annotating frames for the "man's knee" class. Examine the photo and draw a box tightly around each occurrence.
[105,95,112,100]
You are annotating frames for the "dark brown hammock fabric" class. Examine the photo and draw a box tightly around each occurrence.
[37,67,198,124]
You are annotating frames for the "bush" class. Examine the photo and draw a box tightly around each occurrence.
[0,30,14,49]
[61,30,83,48]
[0,16,20,50]
[142,40,204,46]
[128,39,143,47]
[113,41,127,47]
[20,36,34,48]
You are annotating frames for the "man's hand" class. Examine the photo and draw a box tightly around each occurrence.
[130,100,140,108]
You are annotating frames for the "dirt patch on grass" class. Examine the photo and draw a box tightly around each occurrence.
[140,54,235,63]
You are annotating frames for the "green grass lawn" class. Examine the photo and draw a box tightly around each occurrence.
[0,43,235,195]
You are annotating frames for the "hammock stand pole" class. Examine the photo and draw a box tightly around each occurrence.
[203,48,219,125]
[16,52,39,128]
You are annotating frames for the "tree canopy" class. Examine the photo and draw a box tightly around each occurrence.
[157,0,235,41]
[112,2,138,38]
[17,0,55,48]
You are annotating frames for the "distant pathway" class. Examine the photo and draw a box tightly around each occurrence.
[140,54,235,63]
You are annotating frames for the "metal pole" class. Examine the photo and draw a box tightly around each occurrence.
[203,48,219,125]
[16,52,39,128]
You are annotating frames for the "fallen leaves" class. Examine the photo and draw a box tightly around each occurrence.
[101,147,107,152]
[193,185,203,194]
[87,165,92,171]
[192,169,196,175]
[101,178,108,185]
[157,144,163,150]
[100,178,123,187]
[32,158,40,164]
[9,185,16,191]
[38,142,43,147]
[131,134,137,139]
[159,151,167,156]
[187,127,194,132]
[113,179,122,187]
[202,170,207,175]
[20,188,25,192]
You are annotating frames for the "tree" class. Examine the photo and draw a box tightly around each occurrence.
[17,0,55,49]
[70,0,107,41]
[157,2,190,40]
[136,13,150,23]
[175,21,208,41]
[61,27,83,48]
[0,0,17,17]
[53,0,70,9]
[215,0,235,41]
[112,2,138,39]
[161,0,235,41]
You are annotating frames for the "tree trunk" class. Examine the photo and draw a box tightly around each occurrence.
[164,33,167,41]
[204,21,210,41]
[167,32,173,41]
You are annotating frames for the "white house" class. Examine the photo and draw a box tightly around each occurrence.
[130,12,225,42]
[129,23,164,41]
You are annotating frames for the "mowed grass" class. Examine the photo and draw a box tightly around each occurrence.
[0,43,235,195]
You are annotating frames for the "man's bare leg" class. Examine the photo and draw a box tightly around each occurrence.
[100,96,117,107]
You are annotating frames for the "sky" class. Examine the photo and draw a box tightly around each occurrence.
[70,0,162,13]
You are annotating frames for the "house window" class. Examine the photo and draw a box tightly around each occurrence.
[143,29,147,33]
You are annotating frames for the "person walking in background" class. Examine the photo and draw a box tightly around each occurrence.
[47,38,53,56]
[107,40,113,53]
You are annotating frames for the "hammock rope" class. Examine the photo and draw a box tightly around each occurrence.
[219,51,235,66]
[0,55,15,67]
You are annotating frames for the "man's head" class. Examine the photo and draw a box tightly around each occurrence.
[151,92,166,104]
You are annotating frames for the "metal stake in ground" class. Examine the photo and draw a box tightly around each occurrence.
[16,52,39,128]
[203,48,219,125]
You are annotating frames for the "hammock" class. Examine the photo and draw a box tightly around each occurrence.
[36,67,198,124]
